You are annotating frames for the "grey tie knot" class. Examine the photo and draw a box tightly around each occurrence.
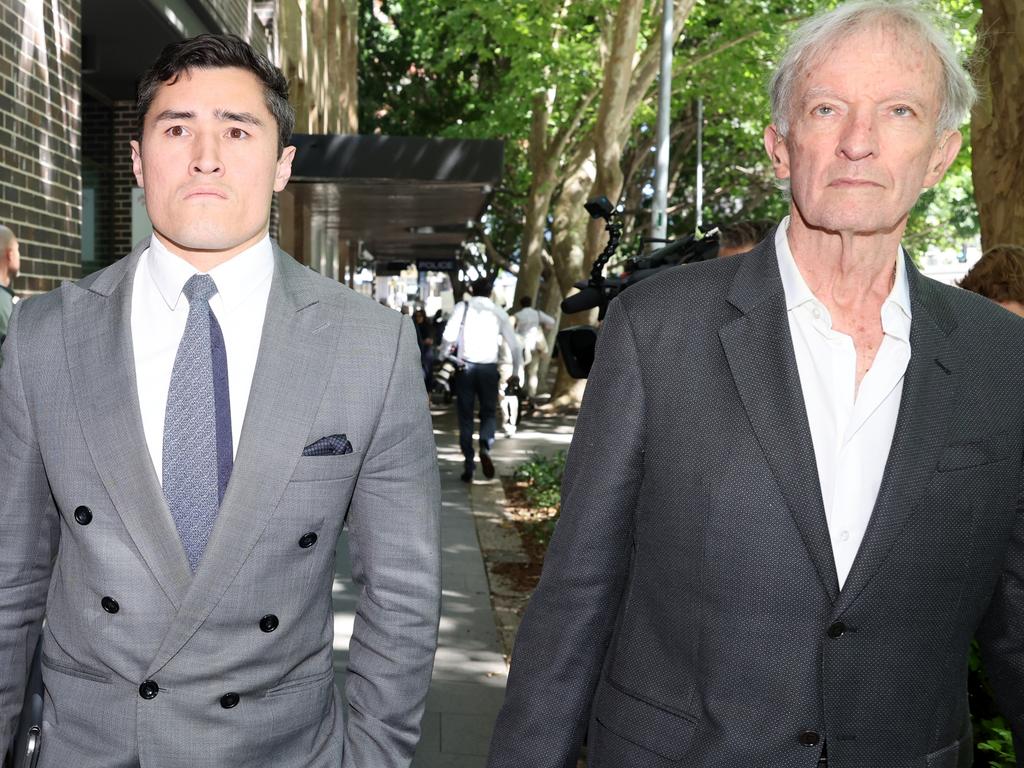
[183,273,218,306]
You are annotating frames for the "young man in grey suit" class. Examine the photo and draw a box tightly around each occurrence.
[488,2,1024,767]
[0,35,441,768]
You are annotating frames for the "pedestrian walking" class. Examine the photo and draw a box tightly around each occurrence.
[442,278,522,482]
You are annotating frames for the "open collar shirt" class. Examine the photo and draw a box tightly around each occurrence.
[775,217,912,588]
[131,233,274,482]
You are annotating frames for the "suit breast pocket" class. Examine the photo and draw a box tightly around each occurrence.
[936,433,1013,472]
[289,452,363,483]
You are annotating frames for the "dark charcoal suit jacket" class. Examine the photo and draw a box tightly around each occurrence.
[486,236,1024,768]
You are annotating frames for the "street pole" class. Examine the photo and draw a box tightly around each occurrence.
[696,96,704,230]
[650,0,674,248]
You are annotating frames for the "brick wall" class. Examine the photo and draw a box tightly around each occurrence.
[111,101,137,259]
[0,0,82,295]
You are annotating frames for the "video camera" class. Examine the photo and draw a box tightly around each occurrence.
[556,196,720,379]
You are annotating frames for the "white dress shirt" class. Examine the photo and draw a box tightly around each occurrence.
[442,296,523,377]
[131,234,274,483]
[776,218,912,588]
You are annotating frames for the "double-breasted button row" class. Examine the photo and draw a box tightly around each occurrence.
[259,614,279,633]
[74,505,93,525]
[299,532,318,549]
[139,680,159,699]
[101,596,119,614]
[799,730,820,746]
[827,621,846,639]
[220,692,240,709]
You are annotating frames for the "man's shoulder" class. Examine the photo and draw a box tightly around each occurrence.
[617,251,747,322]
[283,256,405,331]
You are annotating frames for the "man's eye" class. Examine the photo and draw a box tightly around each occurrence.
[892,105,914,117]
[228,127,248,139]
[167,125,187,137]
[813,105,834,116]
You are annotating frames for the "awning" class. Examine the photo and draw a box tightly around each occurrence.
[287,134,504,265]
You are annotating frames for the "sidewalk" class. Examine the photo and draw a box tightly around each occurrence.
[330,400,575,767]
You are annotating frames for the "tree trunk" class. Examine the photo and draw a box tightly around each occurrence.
[972,0,1024,250]
[547,156,597,406]
[585,0,645,266]
[515,92,559,306]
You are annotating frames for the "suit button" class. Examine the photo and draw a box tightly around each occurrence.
[299,532,318,549]
[101,596,120,614]
[139,680,159,699]
[799,730,821,746]
[259,614,279,633]
[220,692,240,709]
[827,621,846,639]
[74,506,93,525]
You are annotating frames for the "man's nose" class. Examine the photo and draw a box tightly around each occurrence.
[190,136,223,175]
[835,107,879,161]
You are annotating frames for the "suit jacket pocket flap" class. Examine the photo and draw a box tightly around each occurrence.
[925,735,971,768]
[595,679,697,761]
[289,452,362,482]
[937,433,1012,472]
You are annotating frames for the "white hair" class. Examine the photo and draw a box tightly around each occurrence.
[769,0,977,137]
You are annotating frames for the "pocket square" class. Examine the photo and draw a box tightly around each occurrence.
[302,434,353,457]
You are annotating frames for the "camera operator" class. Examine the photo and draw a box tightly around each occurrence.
[441,278,523,483]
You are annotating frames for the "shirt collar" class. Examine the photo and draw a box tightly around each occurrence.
[147,233,275,312]
[1,283,14,299]
[775,216,912,330]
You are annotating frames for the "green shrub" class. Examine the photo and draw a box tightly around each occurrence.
[970,641,1016,766]
[513,451,566,511]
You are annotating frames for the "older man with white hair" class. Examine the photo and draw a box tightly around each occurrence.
[486,2,1024,767]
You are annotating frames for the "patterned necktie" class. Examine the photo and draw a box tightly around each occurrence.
[162,273,233,572]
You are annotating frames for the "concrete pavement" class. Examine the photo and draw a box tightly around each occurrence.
[329,400,575,766]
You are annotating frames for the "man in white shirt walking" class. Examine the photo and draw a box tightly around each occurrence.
[488,2,1024,766]
[512,296,555,400]
[442,278,522,483]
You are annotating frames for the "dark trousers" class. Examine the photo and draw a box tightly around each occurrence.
[454,362,499,470]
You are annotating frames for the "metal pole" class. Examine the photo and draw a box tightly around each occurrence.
[695,96,704,230]
[650,0,674,246]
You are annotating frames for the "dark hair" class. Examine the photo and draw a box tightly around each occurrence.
[470,277,493,297]
[958,244,1024,305]
[136,34,294,155]
[518,296,533,308]
[718,220,775,251]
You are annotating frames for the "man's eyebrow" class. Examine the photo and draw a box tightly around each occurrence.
[152,109,195,123]
[214,109,265,126]
[800,87,928,105]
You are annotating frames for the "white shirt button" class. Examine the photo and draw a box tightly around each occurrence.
[839,530,850,542]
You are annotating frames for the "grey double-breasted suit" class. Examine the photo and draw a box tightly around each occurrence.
[0,241,441,767]
[487,237,1024,768]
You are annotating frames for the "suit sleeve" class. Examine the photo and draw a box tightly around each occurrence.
[977,450,1024,764]
[0,303,59,756]
[341,315,442,768]
[487,297,645,768]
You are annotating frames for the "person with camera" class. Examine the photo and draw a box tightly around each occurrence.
[442,278,522,483]
[487,2,1024,766]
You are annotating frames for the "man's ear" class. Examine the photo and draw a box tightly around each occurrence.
[274,146,297,193]
[922,129,963,189]
[764,125,791,180]
[130,140,144,188]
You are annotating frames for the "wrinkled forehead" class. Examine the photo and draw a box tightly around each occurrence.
[798,19,944,100]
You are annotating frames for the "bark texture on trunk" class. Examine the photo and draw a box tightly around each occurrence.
[972,0,1023,250]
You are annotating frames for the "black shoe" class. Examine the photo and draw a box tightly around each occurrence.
[480,451,495,479]
[460,469,473,483]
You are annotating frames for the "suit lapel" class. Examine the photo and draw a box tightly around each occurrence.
[146,248,342,676]
[719,242,840,602]
[833,261,959,614]
[64,240,193,609]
